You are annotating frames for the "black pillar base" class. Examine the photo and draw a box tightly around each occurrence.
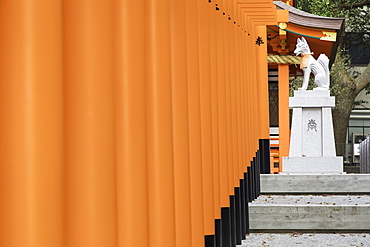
[215,219,221,247]
[259,139,271,174]
[234,187,242,245]
[205,149,264,246]
[221,207,231,247]
[230,196,236,246]
[205,235,215,247]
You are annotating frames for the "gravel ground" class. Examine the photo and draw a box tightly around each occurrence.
[240,233,370,247]
[250,195,370,205]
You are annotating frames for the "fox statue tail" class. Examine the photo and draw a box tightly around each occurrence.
[318,54,330,86]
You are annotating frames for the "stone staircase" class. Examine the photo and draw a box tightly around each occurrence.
[248,174,370,232]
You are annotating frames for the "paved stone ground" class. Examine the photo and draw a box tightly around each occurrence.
[251,195,370,205]
[240,233,370,246]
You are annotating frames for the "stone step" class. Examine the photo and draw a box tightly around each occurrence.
[238,233,370,246]
[261,174,370,194]
[249,195,370,232]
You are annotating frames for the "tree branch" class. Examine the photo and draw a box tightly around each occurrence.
[355,62,370,94]
[341,0,370,9]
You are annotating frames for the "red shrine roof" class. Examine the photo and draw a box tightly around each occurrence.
[268,1,345,72]
[274,1,344,30]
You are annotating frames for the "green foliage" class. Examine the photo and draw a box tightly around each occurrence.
[365,84,370,94]
[329,50,352,95]
[296,0,342,17]
[296,0,370,35]
[296,0,370,53]
[296,0,370,20]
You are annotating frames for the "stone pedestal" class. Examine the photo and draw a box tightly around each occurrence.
[282,89,343,173]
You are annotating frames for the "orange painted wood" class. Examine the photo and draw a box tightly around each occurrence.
[240,25,249,170]
[0,1,64,246]
[185,0,205,245]
[241,26,250,166]
[250,28,260,155]
[0,1,279,245]
[230,19,240,186]
[198,0,216,236]
[145,1,176,246]
[250,27,257,161]
[245,28,255,163]
[113,1,149,247]
[236,22,247,176]
[215,6,230,208]
[234,21,243,177]
[169,0,193,246]
[256,25,271,140]
[278,64,290,170]
[63,1,117,246]
[209,3,222,219]
[223,9,235,195]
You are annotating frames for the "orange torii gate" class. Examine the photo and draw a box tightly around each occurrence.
[0,1,286,247]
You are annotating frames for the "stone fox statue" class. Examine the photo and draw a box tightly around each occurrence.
[294,37,330,90]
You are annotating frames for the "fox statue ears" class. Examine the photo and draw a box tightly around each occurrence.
[297,37,308,45]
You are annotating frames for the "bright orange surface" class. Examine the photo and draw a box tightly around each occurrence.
[256,25,271,140]
[114,1,149,247]
[0,1,277,246]
[169,1,192,246]
[0,1,64,246]
[278,64,291,169]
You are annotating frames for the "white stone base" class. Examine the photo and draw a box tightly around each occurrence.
[282,157,343,174]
